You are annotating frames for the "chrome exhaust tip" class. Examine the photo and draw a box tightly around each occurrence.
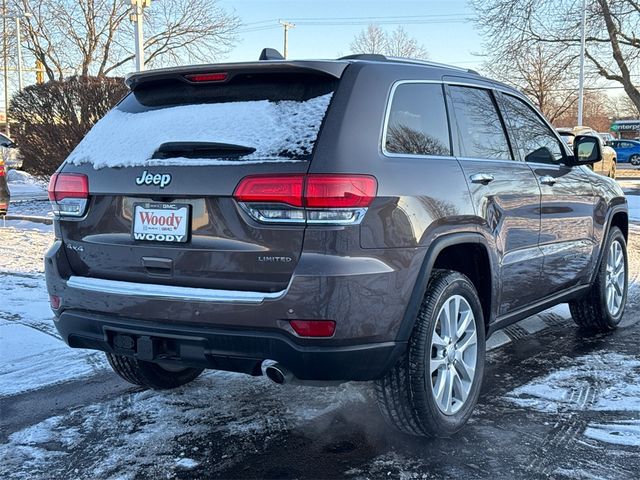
[261,360,294,385]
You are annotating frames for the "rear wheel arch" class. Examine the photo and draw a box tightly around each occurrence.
[396,233,496,342]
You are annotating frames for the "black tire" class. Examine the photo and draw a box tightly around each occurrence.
[630,155,640,167]
[609,162,616,179]
[375,270,486,437]
[569,227,628,332]
[106,353,204,389]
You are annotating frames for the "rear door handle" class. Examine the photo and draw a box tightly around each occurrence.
[539,175,557,186]
[470,173,494,185]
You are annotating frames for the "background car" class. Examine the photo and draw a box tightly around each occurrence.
[557,126,617,177]
[0,132,22,170]
[610,139,640,166]
[0,157,9,216]
[599,132,615,143]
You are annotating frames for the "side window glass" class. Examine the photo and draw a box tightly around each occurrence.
[384,83,451,156]
[501,94,564,165]
[448,86,512,160]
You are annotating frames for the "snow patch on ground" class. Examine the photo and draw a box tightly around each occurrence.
[67,93,333,169]
[0,226,52,273]
[584,420,640,447]
[504,351,640,449]
[504,352,640,414]
[0,323,105,397]
[0,275,108,397]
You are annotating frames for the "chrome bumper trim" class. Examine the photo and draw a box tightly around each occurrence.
[66,276,286,304]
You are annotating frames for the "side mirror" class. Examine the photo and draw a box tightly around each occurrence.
[572,135,601,165]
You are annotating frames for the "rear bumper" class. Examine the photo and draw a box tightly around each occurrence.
[45,239,423,380]
[54,309,406,381]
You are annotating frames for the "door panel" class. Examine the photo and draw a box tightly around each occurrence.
[460,160,543,314]
[531,164,596,296]
[497,92,597,298]
[446,85,543,315]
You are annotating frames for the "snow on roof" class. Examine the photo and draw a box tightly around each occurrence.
[67,93,333,169]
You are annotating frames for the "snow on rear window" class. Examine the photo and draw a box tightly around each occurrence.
[67,93,333,169]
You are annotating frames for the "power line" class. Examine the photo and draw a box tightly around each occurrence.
[237,14,468,33]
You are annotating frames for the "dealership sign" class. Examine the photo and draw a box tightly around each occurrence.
[611,120,640,132]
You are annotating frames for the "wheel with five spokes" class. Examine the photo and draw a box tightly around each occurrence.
[570,226,628,331]
[375,270,486,437]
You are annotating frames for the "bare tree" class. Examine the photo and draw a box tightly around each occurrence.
[385,27,429,59]
[350,24,429,59]
[16,0,239,81]
[350,24,387,55]
[482,43,578,122]
[470,0,640,112]
[554,90,613,131]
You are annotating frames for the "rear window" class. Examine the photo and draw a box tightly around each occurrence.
[67,73,337,169]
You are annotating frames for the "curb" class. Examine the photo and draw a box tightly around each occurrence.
[3,214,53,225]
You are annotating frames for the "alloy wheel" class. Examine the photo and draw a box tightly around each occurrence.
[429,295,478,415]
[605,239,625,317]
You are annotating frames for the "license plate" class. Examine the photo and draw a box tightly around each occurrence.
[132,203,189,243]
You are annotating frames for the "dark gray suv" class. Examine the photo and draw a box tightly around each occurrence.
[45,52,629,437]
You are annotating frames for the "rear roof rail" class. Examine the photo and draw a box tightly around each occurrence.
[337,53,479,74]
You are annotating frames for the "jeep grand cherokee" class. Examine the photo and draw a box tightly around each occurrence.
[45,51,629,437]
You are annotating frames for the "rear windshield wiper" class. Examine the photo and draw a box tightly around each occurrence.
[152,141,256,160]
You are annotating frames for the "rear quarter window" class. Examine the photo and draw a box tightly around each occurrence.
[383,83,451,157]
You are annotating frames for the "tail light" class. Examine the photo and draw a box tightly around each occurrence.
[0,162,5,176]
[48,173,89,217]
[234,174,377,225]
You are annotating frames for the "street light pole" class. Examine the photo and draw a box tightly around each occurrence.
[577,0,587,126]
[131,0,150,72]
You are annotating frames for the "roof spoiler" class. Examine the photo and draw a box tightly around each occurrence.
[125,60,348,90]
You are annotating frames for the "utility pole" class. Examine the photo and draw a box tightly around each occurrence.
[130,0,151,72]
[577,0,587,126]
[279,20,295,59]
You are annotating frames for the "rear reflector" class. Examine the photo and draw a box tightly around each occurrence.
[289,320,336,337]
[0,163,5,176]
[48,173,89,216]
[184,72,228,83]
[49,295,61,309]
